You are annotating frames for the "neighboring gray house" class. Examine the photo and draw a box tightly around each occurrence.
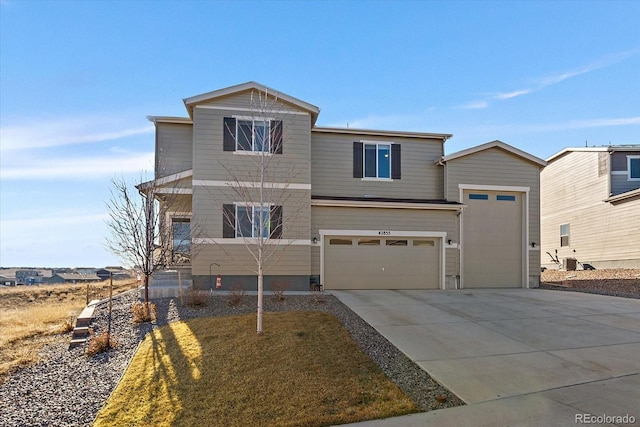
[541,146,640,269]
[48,273,102,284]
[145,82,546,291]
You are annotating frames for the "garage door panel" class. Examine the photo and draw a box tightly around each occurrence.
[463,191,523,288]
[324,237,440,290]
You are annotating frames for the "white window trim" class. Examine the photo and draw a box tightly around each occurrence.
[361,141,393,180]
[627,155,640,181]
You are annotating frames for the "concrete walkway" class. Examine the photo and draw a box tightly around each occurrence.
[333,289,640,426]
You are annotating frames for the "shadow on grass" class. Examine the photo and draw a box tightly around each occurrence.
[94,310,420,427]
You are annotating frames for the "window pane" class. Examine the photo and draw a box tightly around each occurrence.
[469,194,489,200]
[237,206,252,237]
[237,121,252,151]
[330,238,352,245]
[413,240,435,246]
[630,158,640,179]
[378,145,391,178]
[364,144,377,178]
[497,195,516,201]
[560,224,569,235]
[386,239,407,246]
[253,206,270,238]
[254,121,269,152]
[358,239,380,246]
[172,219,190,253]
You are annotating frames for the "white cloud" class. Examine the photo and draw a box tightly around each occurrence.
[0,115,154,152]
[0,152,154,180]
[494,89,532,100]
[457,101,489,110]
[461,48,640,107]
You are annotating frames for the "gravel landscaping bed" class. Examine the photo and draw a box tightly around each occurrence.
[540,268,640,299]
[0,289,462,427]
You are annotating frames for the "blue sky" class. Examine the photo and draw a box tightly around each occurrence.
[1,0,639,268]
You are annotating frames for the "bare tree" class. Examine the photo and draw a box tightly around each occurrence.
[105,176,172,307]
[211,87,308,334]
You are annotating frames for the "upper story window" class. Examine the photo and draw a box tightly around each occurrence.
[353,141,401,180]
[223,117,283,154]
[628,156,640,181]
[364,143,391,178]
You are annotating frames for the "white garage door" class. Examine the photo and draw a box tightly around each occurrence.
[463,190,524,288]
[323,236,441,289]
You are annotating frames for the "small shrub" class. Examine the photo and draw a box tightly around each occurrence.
[59,317,74,333]
[269,280,290,301]
[184,289,208,307]
[86,329,118,356]
[311,289,326,304]
[132,302,156,323]
[227,282,245,306]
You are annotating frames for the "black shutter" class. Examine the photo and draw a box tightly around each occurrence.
[270,206,283,239]
[391,144,401,179]
[222,204,235,238]
[270,120,283,154]
[353,142,363,178]
[223,117,236,151]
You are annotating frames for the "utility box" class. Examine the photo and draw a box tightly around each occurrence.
[563,257,577,271]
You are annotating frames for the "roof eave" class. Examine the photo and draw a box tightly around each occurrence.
[313,126,452,141]
[182,81,320,125]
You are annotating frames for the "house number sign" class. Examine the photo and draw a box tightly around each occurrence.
[378,230,391,235]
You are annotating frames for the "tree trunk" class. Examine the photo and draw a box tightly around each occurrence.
[144,274,150,308]
[257,265,263,334]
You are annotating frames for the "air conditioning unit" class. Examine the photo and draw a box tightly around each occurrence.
[563,257,577,271]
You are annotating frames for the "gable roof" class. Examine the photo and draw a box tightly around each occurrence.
[546,145,640,163]
[183,81,321,125]
[439,140,546,167]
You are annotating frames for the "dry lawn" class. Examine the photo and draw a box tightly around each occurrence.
[0,280,139,383]
[93,311,420,427]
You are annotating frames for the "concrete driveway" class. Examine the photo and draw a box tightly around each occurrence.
[333,289,640,426]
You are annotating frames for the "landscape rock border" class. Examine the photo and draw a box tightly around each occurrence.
[0,290,463,427]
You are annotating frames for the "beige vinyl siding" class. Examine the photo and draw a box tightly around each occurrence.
[155,123,193,178]
[310,132,444,199]
[191,106,311,184]
[192,244,310,276]
[541,151,640,267]
[445,147,542,279]
[189,90,314,280]
[311,206,458,276]
[192,187,311,240]
[199,91,311,115]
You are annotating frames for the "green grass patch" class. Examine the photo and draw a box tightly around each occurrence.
[93,311,420,427]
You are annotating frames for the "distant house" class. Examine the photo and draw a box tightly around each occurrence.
[16,269,43,285]
[541,146,640,269]
[48,273,102,284]
[96,268,131,281]
[0,275,16,286]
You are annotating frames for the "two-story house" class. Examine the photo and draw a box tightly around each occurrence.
[146,82,546,293]
[541,146,640,269]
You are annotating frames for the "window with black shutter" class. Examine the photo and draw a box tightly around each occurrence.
[223,204,283,238]
[354,141,400,179]
[223,117,282,154]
